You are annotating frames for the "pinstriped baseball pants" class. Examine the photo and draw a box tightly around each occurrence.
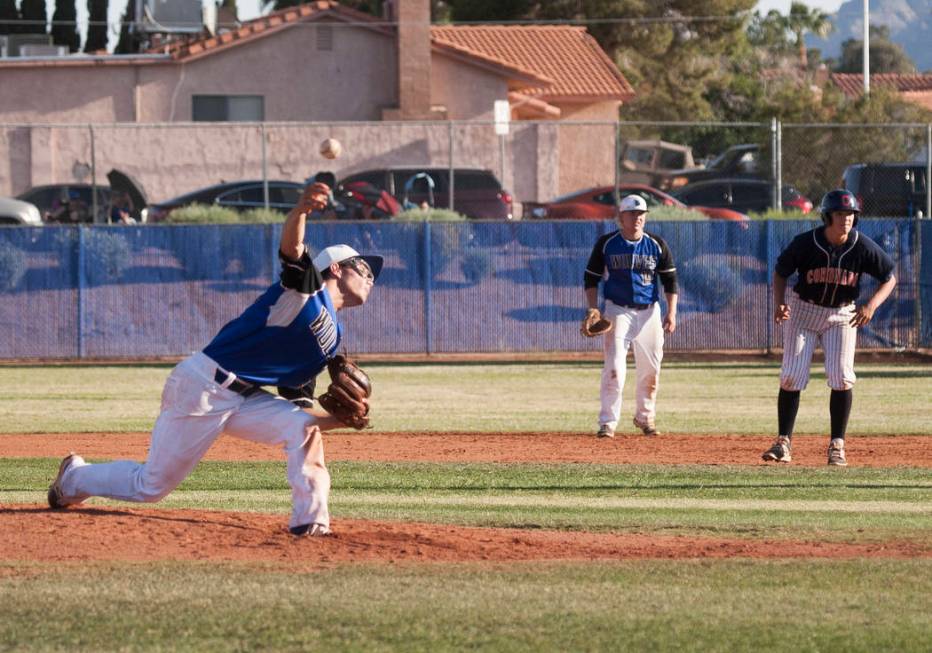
[780,293,857,392]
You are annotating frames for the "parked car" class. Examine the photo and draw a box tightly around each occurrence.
[16,169,149,224]
[660,143,764,190]
[337,167,513,220]
[0,197,42,225]
[842,162,928,217]
[522,184,749,223]
[17,183,110,223]
[672,178,812,214]
[146,180,305,222]
[617,140,699,187]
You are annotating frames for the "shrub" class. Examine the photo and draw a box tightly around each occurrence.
[0,242,26,291]
[647,206,708,221]
[239,208,288,223]
[679,255,742,312]
[394,208,468,222]
[83,229,132,284]
[749,209,817,221]
[165,204,242,224]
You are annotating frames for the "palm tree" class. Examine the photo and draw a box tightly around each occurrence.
[784,1,832,68]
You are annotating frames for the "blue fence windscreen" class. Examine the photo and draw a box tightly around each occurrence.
[0,219,925,359]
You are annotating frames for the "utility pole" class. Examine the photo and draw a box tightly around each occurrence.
[862,0,870,96]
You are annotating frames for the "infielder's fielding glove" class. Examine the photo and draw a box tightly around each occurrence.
[580,308,613,337]
[318,355,372,430]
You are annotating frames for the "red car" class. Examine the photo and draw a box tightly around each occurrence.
[522,184,749,223]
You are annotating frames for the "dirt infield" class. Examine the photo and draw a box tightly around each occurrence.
[2,432,929,467]
[3,432,930,568]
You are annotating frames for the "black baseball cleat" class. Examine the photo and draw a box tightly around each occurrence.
[290,523,334,537]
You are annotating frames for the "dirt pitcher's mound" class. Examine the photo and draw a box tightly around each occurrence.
[1,505,928,569]
[2,433,930,467]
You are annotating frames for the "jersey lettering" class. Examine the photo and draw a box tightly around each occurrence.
[309,307,338,355]
[806,268,860,287]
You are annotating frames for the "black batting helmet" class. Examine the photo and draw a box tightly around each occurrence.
[820,189,860,226]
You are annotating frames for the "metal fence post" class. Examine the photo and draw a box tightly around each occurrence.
[614,121,621,207]
[771,118,782,212]
[926,123,931,219]
[261,122,269,210]
[424,220,432,355]
[766,219,775,354]
[448,120,455,213]
[77,227,86,359]
[89,124,97,223]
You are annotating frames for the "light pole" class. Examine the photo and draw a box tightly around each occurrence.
[862,0,870,96]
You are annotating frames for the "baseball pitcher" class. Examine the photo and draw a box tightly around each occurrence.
[762,189,896,466]
[582,194,678,438]
[47,181,382,536]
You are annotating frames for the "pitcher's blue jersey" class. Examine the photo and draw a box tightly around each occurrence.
[584,230,677,305]
[203,251,341,387]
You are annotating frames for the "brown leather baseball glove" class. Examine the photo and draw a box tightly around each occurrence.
[580,308,613,337]
[317,355,371,430]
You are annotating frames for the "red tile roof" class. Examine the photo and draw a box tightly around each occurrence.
[431,25,634,102]
[831,73,932,98]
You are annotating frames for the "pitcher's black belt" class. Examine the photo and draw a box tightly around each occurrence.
[799,297,853,309]
[214,369,258,396]
[621,303,651,311]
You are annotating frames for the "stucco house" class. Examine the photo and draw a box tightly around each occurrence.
[0,0,634,205]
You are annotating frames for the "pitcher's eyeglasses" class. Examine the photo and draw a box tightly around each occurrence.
[340,257,374,281]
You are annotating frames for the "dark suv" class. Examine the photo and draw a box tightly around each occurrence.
[337,167,513,220]
[842,163,928,218]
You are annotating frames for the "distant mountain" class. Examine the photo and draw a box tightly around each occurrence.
[807,0,932,72]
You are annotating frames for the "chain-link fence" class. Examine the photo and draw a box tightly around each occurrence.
[2,120,929,222]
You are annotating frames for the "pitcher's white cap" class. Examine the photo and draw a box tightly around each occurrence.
[312,244,383,281]
[619,195,648,213]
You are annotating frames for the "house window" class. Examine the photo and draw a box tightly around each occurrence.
[192,95,264,121]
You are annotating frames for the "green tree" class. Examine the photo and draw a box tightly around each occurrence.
[834,25,916,74]
[0,0,17,36]
[50,0,79,51]
[784,1,831,68]
[18,0,46,35]
[448,0,535,22]
[84,0,108,52]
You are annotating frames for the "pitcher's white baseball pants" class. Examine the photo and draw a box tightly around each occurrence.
[599,300,664,429]
[56,352,331,531]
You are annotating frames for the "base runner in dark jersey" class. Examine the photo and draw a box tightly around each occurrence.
[47,182,383,537]
[762,189,896,466]
[583,194,678,439]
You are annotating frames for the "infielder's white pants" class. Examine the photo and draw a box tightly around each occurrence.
[58,352,331,531]
[780,293,857,392]
[599,300,664,429]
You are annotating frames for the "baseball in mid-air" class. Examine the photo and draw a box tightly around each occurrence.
[319,138,342,160]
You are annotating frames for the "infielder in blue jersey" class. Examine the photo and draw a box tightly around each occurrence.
[762,189,896,466]
[583,194,678,438]
[47,181,383,536]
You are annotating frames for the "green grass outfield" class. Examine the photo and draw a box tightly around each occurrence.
[0,361,929,434]
[1,361,930,651]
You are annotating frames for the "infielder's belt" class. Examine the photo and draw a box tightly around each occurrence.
[799,297,853,309]
[214,369,258,397]
[621,303,651,311]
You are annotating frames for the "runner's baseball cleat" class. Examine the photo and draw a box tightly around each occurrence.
[761,436,792,463]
